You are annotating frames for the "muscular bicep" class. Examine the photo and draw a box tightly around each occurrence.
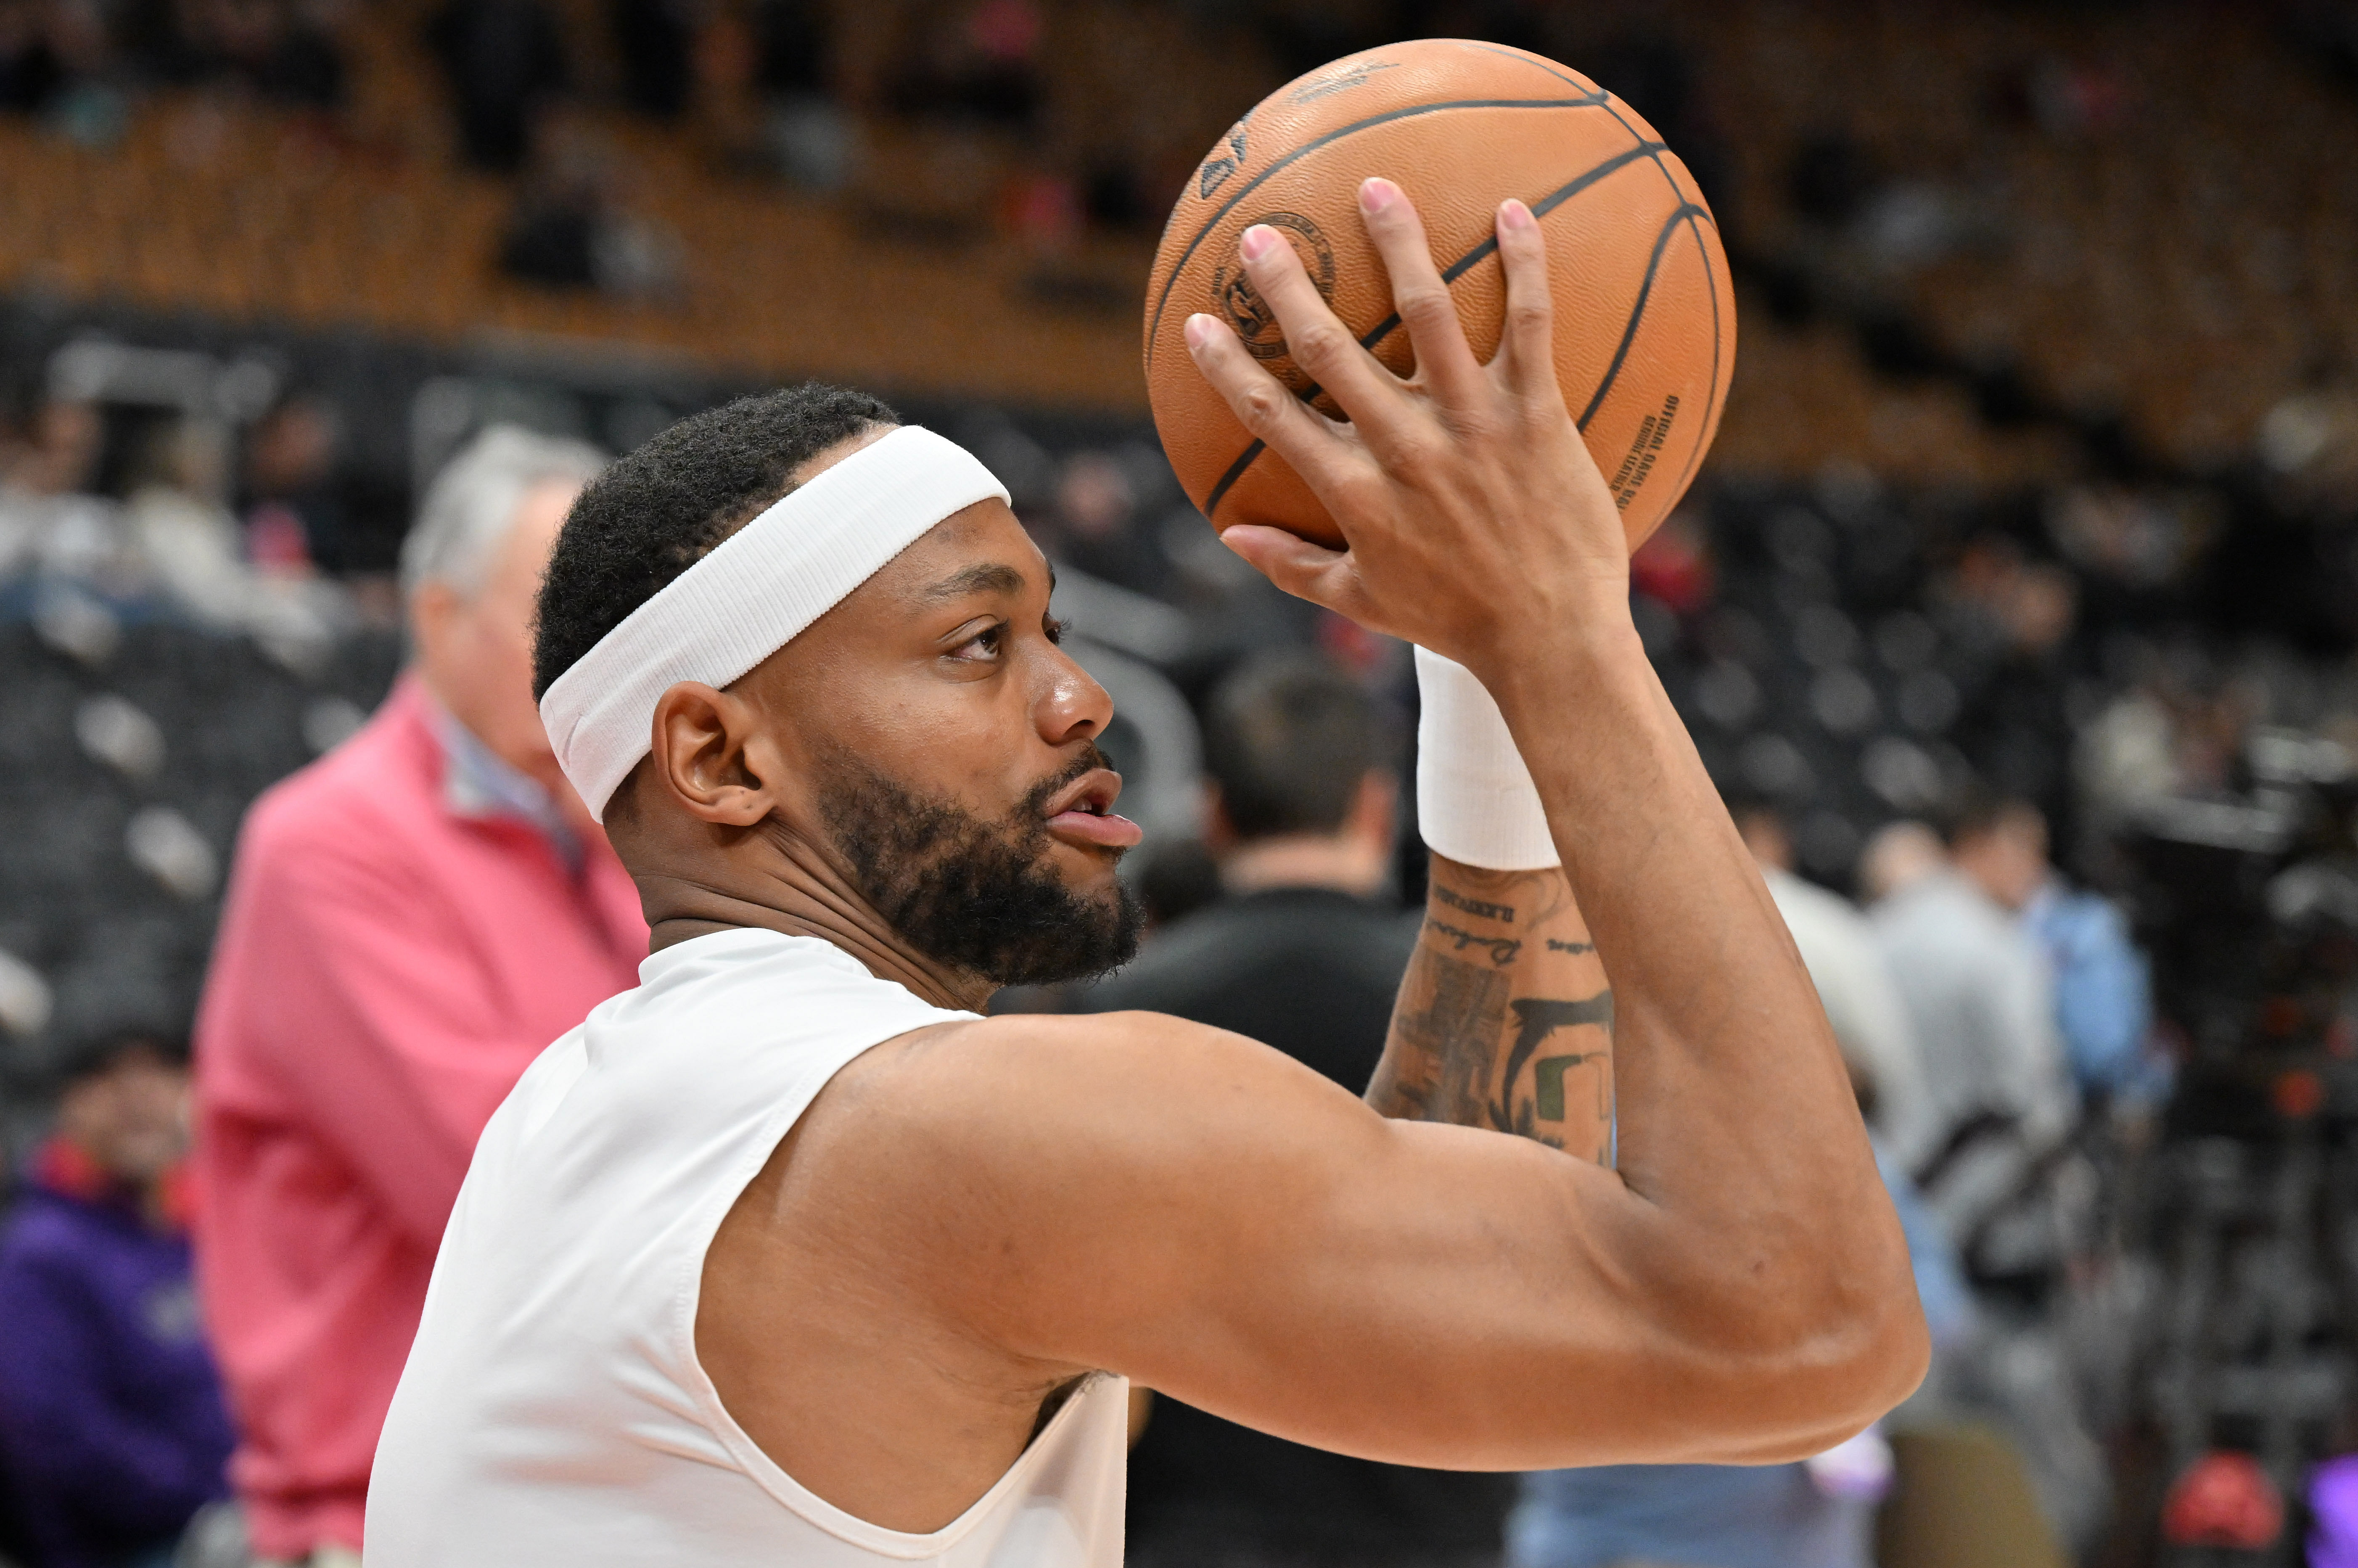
[840,1012,1807,1472]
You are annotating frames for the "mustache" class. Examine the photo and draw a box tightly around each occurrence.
[1018,744,1117,821]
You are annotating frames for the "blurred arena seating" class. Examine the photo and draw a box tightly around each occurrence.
[2,1,2358,1561]
[1676,0,2358,474]
[4,1,2347,484]
[0,615,399,1130]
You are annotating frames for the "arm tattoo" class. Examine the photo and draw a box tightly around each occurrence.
[1381,945,1510,1124]
[1423,919,1522,967]
[1494,994,1614,1140]
[1433,885,1516,923]
[1372,863,1615,1163]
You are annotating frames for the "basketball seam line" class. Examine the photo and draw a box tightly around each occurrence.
[1200,166,1688,521]
[1144,90,1612,373]
[1662,208,1725,506]
[1459,40,1731,510]
[1575,203,1711,431]
[1350,140,1665,351]
[1590,103,1727,502]
[1459,43,1718,238]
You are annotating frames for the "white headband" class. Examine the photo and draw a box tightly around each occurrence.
[539,425,1010,820]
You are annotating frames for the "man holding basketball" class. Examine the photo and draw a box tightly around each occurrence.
[367,181,1925,1562]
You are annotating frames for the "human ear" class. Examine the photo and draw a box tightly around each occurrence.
[407,580,460,660]
[649,682,778,828]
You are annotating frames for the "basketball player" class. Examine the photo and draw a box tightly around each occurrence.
[367,181,1927,1562]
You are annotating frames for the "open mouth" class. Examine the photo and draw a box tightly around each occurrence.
[1042,767,1143,850]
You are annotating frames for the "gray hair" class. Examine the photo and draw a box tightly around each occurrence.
[400,425,608,598]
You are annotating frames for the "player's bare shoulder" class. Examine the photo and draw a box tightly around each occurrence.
[814,1006,1359,1170]
[780,1007,1381,1320]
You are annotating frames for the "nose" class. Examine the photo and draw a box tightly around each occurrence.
[1036,642,1113,748]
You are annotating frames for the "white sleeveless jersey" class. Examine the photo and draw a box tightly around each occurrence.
[366,928,1130,1565]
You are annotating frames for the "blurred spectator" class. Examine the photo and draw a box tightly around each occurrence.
[886,0,1043,127]
[174,0,346,110]
[424,0,568,172]
[1129,835,1222,931]
[753,0,851,188]
[1629,507,1714,619]
[1077,653,1514,1568]
[1733,799,1936,1171]
[0,0,63,114]
[0,396,114,589]
[499,122,683,300]
[0,1029,234,1568]
[1874,798,2075,1266]
[192,427,645,1563]
[1039,450,1163,597]
[1872,796,2112,1543]
[8,0,118,144]
[1857,818,1946,906]
[1942,539,2083,829]
[241,394,341,574]
[1967,799,2168,1109]
[123,417,253,624]
[611,0,694,120]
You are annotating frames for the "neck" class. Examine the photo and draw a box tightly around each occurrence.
[637,820,992,1012]
[1222,833,1387,898]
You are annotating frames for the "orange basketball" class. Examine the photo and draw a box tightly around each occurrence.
[1144,40,1735,553]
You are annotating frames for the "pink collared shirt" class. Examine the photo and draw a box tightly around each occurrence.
[193,674,646,1558]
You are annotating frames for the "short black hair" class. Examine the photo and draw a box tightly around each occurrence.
[533,382,899,699]
[1203,652,1392,841]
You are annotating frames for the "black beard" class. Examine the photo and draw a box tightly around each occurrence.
[814,746,1143,988]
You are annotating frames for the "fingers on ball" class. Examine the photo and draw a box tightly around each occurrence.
[1238,224,1393,415]
[1186,313,1350,474]
[1357,178,1482,394]
[1494,199,1560,407]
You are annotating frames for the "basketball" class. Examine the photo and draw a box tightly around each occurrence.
[1143,39,1736,553]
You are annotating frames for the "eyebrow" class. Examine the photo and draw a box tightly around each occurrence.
[917,561,1046,603]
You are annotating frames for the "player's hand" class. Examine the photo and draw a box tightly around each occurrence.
[1183,179,1631,676]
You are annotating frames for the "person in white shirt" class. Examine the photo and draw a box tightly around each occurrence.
[1870,801,2076,1261]
[368,183,1926,1564]
[1731,800,1935,1172]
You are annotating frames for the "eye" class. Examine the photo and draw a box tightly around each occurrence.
[1044,614,1068,646]
[948,621,1006,662]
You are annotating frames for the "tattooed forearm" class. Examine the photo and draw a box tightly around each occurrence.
[1433,885,1516,923]
[1372,858,1615,1165]
[1423,920,1522,967]
[1492,994,1614,1142]
[1375,944,1509,1124]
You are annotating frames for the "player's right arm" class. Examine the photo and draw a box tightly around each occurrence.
[819,180,1923,1472]
[1206,181,1928,1454]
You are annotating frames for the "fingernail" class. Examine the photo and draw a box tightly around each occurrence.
[1240,224,1278,262]
[1359,177,1396,214]
[1499,198,1534,230]
[1184,314,1213,351]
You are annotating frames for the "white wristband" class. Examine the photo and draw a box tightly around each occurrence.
[1414,646,1560,870]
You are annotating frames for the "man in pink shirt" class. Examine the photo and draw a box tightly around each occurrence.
[193,427,648,1563]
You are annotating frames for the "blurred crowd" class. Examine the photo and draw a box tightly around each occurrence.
[0,362,2345,1566]
[0,2,2352,479]
[0,1,2352,1565]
